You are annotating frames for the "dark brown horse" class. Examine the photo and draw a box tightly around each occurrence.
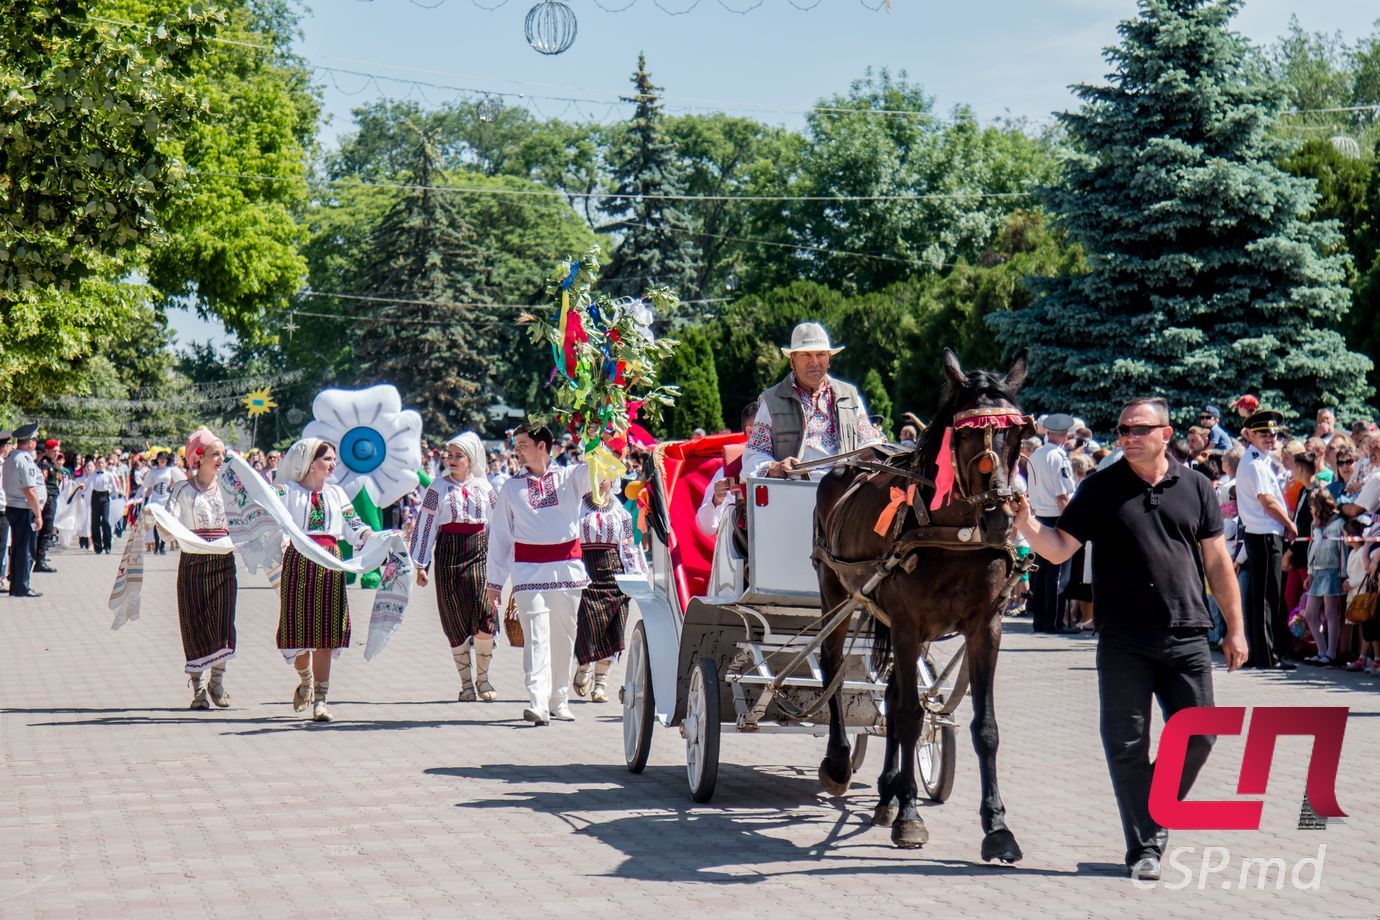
[812,348,1031,860]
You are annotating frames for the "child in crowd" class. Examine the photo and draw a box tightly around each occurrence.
[1343,517,1380,674]
[1302,490,1346,666]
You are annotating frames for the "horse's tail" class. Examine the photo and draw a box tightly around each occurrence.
[866,616,892,676]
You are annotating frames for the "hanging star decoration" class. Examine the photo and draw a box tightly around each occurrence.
[243,386,277,418]
[282,313,299,341]
[520,246,680,504]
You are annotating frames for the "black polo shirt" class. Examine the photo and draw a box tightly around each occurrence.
[1056,457,1222,636]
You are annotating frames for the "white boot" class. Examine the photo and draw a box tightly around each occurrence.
[207,663,230,708]
[453,641,476,702]
[293,664,313,713]
[312,680,333,722]
[474,636,497,702]
[572,662,593,698]
[188,671,210,710]
[591,659,612,703]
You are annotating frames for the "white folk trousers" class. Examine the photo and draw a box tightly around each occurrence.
[514,588,582,712]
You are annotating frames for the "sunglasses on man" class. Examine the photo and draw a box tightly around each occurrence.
[1116,424,1168,437]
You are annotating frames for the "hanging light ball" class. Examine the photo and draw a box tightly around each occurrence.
[1329,135,1362,160]
[476,95,503,124]
[524,0,577,55]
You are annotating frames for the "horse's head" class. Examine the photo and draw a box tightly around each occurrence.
[932,348,1033,541]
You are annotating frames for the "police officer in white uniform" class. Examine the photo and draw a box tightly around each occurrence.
[3,424,48,597]
[1027,413,1077,633]
[1234,410,1296,669]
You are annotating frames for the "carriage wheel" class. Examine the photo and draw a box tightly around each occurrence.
[685,656,721,803]
[850,733,869,774]
[622,622,655,773]
[917,716,956,802]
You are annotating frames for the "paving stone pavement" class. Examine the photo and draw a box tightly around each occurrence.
[1,545,1377,919]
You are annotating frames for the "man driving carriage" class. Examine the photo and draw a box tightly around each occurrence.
[743,322,885,480]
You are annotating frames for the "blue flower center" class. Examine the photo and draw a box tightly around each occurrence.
[340,426,386,474]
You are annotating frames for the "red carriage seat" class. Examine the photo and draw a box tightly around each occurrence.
[649,432,747,614]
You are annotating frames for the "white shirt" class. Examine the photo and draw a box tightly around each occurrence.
[1235,445,1286,535]
[486,462,592,593]
[136,465,186,507]
[409,474,497,569]
[273,481,371,547]
[168,479,229,532]
[3,450,45,510]
[695,468,736,536]
[743,374,883,478]
[1026,442,1074,517]
[578,495,648,576]
[1350,471,1380,514]
[85,470,117,494]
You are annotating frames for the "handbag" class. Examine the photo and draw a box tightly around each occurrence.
[503,595,524,647]
[1344,575,1378,625]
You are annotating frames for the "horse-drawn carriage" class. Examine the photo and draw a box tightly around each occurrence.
[616,432,967,804]
[616,350,1032,861]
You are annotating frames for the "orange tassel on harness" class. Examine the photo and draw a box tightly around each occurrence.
[874,484,917,537]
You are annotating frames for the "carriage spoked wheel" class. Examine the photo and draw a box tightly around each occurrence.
[684,656,721,803]
[622,622,655,773]
[916,651,958,802]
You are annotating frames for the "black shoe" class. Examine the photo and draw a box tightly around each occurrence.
[1272,660,1298,671]
[11,590,42,598]
[33,564,57,574]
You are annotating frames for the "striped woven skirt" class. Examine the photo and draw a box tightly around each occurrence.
[575,544,628,665]
[435,529,493,647]
[176,551,237,673]
[276,540,350,657]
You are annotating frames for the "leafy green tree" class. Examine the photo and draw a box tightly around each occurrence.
[603,54,700,304]
[354,131,495,433]
[992,0,1372,428]
[657,326,724,438]
[860,368,893,438]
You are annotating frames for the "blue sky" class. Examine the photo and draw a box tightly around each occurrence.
[169,0,1379,347]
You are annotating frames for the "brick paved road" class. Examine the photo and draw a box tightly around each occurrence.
[1,546,1376,919]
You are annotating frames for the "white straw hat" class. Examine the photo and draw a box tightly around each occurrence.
[780,322,844,357]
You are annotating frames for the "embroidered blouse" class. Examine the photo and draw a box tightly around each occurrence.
[578,494,648,576]
[274,480,371,548]
[409,474,497,568]
[486,461,592,593]
[168,478,228,532]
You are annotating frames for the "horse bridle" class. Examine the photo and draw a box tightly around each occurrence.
[944,406,1034,512]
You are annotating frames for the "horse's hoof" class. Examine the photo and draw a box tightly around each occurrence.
[871,802,899,827]
[817,760,852,797]
[892,819,929,849]
[981,828,1024,864]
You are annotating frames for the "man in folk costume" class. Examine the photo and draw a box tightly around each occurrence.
[486,423,592,726]
[743,322,884,481]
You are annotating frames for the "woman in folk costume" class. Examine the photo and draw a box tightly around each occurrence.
[410,432,499,701]
[275,437,373,722]
[571,478,648,703]
[167,429,237,709]
[135,450,186,555]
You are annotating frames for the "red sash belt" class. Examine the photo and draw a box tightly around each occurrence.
[308,534,338,550]
[440,522,485,536]
[193,528,229,540]
[514,540,582,563]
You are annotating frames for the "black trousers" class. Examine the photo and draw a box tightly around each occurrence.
[5,507,36,595]
[1029,514,1070,633]
[0,509,8,578]
[90,491,111,553]
[1097,628,1216,866]
[35,499,56,563]
[1243,532,1284,667]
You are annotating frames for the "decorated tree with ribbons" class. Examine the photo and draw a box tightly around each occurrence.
[521,247,680,498]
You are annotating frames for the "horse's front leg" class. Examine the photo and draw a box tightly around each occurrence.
[816,615,854,796]
[889,626,928,848]
[969,617,1023,863]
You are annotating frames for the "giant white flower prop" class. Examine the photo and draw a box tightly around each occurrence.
[303,385,423,509]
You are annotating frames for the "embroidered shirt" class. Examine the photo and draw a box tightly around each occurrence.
[169,479,228,532]
[409,474,497,568]
[744,373,882,478]
[274,481,371,547]
[486,461,592,593]
[578,494,648,576]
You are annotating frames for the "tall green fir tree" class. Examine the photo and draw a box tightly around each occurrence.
[657,325,723,438]
[354,131,495,434]
[603,53,701,306]
[992,0,1372,428]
